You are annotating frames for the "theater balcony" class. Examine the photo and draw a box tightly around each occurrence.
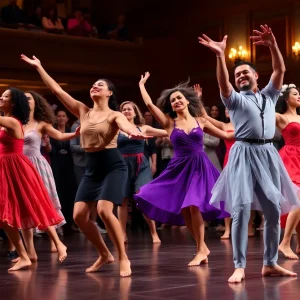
[0,28,143,98]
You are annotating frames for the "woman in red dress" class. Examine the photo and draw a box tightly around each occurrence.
[0,87,65,271]
[276,84,300,259]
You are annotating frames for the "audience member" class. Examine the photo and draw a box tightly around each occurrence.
[28,6,43,29]
[0,0,26,27]
[42,7,64,34]
[107,14,129,41]
[67,8,93,37]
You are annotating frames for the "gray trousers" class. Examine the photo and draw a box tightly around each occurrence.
[232,184,281,268]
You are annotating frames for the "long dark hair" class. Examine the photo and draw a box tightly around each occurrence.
[97,78,119,111]
[156,81,202,119]
[276,85,300,115]
[26,91,56,124]
[9,87,30,125]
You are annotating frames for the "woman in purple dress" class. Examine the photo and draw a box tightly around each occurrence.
[135,72,232,266]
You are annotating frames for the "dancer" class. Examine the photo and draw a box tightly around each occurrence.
[0,87,64,271]
[12,91,77,264]
[21,54,149,277]
[134,72,232,266]
[118,101,167,243]
[194,84,258,239]
[275,84,300,259]
[199,24,299,283]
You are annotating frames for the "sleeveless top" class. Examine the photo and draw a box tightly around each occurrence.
[281,119,300,146]
[23,122,42,157]
[0,120,24,155]
[117,127,144,154]
[80,110,118,150]
[171,119,204,158]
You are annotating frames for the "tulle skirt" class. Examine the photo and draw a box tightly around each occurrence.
[210,142,300,215]
[27,155,66,231]
[0,153,63,230]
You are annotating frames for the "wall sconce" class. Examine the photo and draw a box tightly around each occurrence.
[292,42,300,56]
[228,46,248,61]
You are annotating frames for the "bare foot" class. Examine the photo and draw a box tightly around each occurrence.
[262,264,297,277]
[152,234,161,244]
[8,257,32,271]
[188,253,208,266]
[85,254,115,273]
[56,242,67,262]
[11,250,38,263]
[278,244,299,260]
[11,255,38,264]
[221,232,230,239]
[204,244,210,256]
[228,268,245,283]
[50,239,57,252]
[120,259,131,277]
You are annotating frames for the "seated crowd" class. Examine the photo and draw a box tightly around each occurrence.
[0,0,131,41]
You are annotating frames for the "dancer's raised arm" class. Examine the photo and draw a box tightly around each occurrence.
[250,25,285,91]
[139,72,172,130]
[0,116,20,132]
[140,125,168,137]
[198,35,233,100]
[21,55,89,118]
[113,112,152,139]
[42,123,80,141]
[200,118,234,140]
[193,84,227,131]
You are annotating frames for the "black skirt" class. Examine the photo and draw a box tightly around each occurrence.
[75,149,128,205]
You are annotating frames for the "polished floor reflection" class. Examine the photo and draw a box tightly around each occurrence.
[1,228,300,300]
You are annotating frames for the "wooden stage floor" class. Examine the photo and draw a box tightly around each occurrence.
[1,228,300,300]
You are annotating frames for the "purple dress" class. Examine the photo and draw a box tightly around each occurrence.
[134,119,229,225]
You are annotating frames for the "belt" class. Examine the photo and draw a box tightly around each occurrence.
[235,138,273,144]
[122,153,144,176]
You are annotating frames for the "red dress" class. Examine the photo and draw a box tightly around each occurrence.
[279,122,300,228]
[223,130,235,168]
[0,125,63,230]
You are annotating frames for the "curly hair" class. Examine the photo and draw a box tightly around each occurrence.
[156,81,202,119]
[120,101,145,125]
[96,78,119,111]
[9,88,30,125]
[276,86,300,115]
[26,91,56,124]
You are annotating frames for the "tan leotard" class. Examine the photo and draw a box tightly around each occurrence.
[80,110,119,151]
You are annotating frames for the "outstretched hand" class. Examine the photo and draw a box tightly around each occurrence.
[198,34,228,56]
[139,72,150,85]
[75,126,81,136]
[193,84,202,98]
[20,54,41,67]
[129,132,153,140]
[250,25,276,47]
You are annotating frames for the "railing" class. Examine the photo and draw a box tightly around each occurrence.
[0,27,143,90]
